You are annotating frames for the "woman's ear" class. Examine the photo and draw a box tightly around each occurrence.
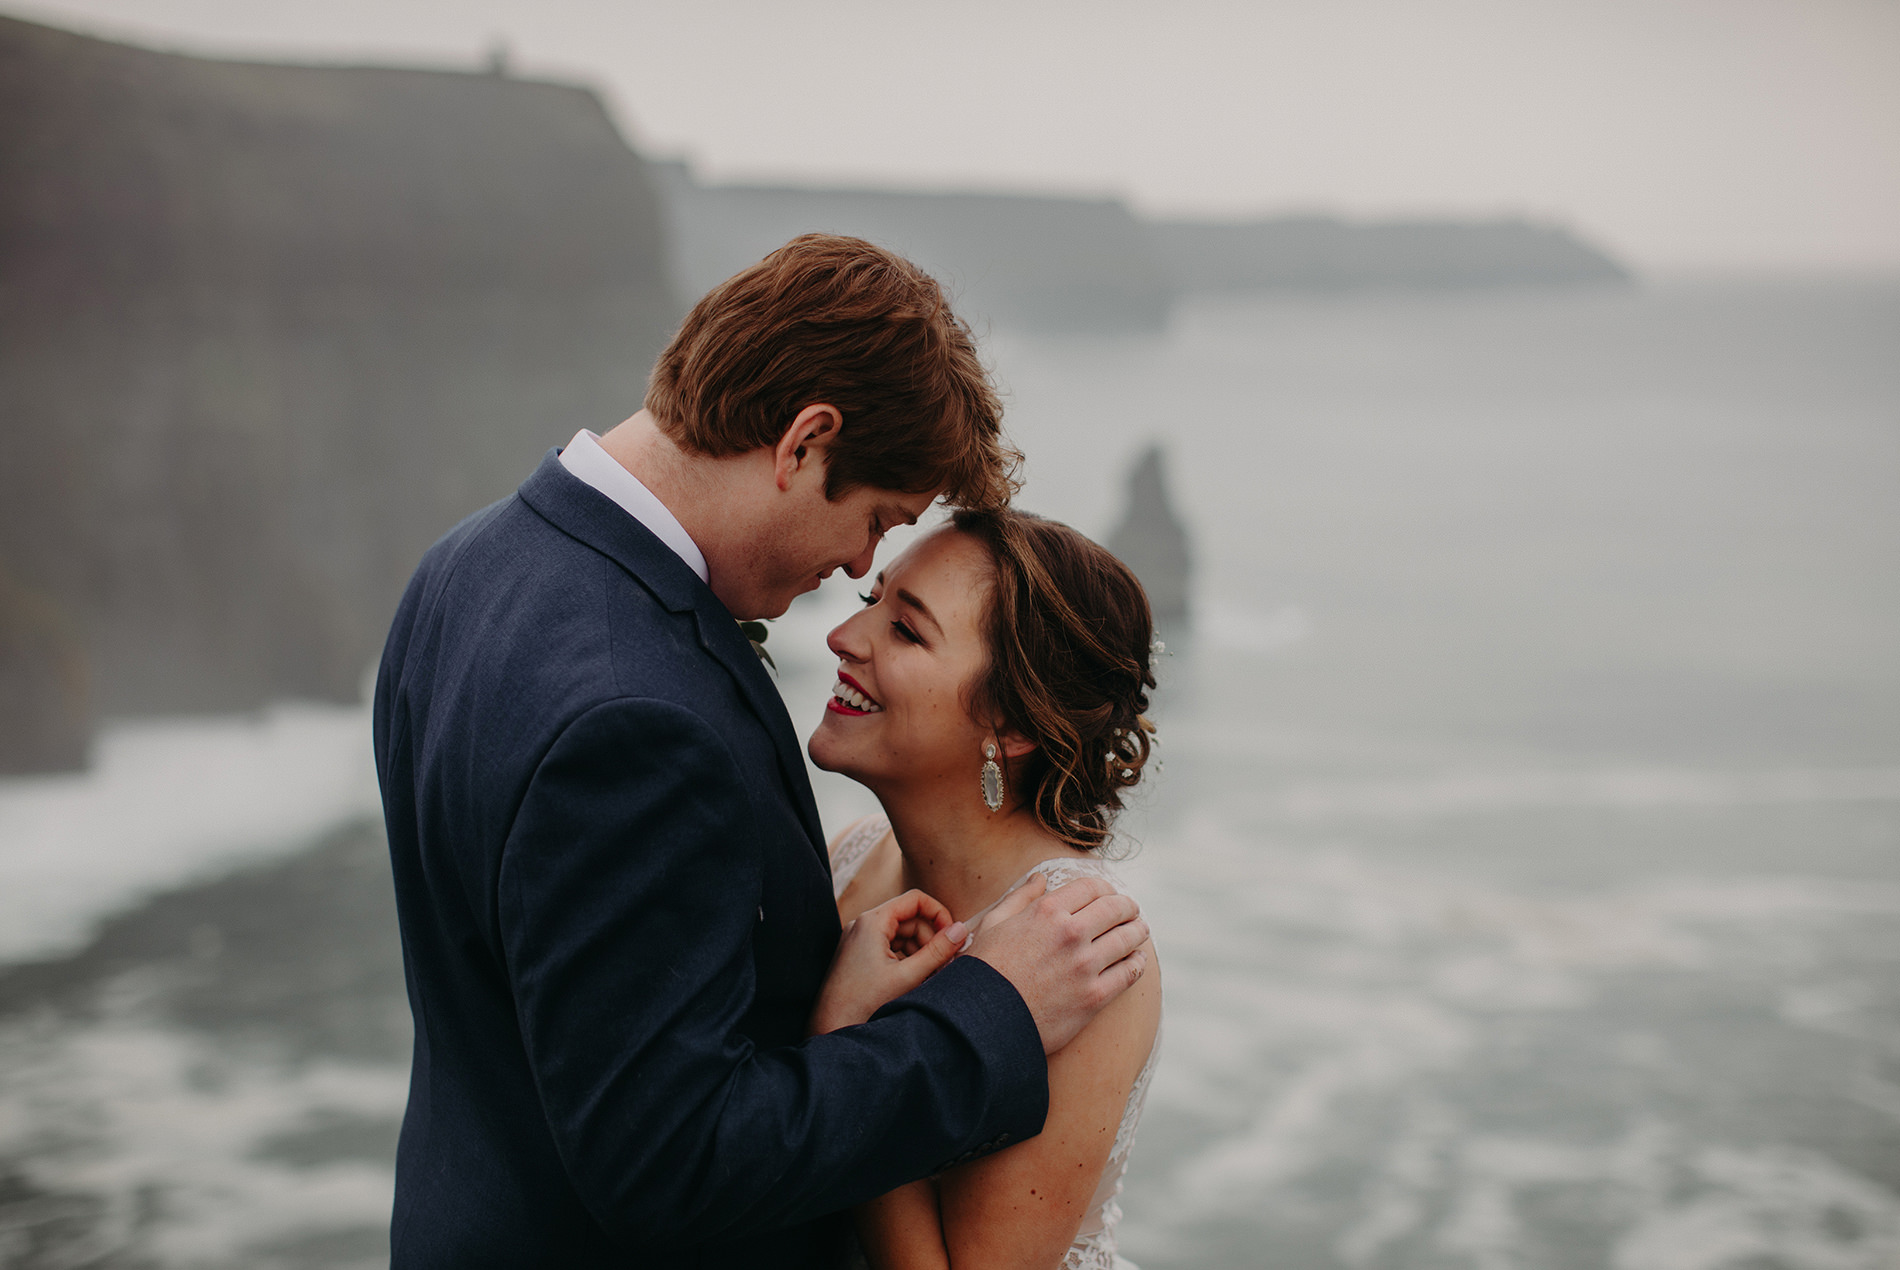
[997,729,1036,762]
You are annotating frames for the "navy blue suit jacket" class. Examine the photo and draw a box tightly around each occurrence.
[373,453,1048,1267]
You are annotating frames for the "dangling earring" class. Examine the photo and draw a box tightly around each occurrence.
[980,741,1005,812]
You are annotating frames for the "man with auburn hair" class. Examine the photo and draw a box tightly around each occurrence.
[373,235,1150,1268]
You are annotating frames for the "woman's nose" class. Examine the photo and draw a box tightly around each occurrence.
[827,608,871,661]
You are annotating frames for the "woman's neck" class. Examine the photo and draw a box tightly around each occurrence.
[877,780,1090,922]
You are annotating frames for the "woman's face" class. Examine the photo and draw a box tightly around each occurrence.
[807,526,997,792]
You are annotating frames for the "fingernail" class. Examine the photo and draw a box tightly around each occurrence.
[945,921,967,946]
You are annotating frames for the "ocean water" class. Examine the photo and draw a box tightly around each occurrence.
[784,279,1900,1270]
[1,279,1896,1267]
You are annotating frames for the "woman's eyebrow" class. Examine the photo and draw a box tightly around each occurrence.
[894,588,941,636]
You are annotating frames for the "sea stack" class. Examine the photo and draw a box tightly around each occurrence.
[1105,445,1193,633]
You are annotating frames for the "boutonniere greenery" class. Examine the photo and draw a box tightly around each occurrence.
[739,619,775,672]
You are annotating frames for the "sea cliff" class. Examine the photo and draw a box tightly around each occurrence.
[0,15,679,769]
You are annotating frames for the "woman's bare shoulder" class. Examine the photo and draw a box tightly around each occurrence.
[1067,917,1161,1059]
[933,927,1160,1266]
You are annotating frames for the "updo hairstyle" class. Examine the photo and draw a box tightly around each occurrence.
[950,508,1158,852]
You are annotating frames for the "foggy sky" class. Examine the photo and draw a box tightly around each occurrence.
[11,0,1899,272]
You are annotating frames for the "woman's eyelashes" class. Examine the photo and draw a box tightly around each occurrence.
[858,589,921,645]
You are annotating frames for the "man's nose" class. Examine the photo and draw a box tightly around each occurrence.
[842,539,878,579]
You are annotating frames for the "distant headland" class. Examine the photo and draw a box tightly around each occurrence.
[658,165,1632,333]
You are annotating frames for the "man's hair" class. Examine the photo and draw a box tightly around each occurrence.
[645,234,1020,509]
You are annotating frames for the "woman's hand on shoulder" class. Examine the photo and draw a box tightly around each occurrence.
[808,889,968,1035]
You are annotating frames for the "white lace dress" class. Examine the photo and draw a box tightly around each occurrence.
[830,816,1158,1270]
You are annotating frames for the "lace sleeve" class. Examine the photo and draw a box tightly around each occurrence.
[828,814,891,900]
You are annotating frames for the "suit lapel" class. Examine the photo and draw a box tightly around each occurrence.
[517,451,830,866]
[686,605,828,859]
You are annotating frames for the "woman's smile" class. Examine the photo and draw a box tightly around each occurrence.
[828,671,883,714]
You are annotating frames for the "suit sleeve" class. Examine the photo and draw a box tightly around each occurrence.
[497,697,1048,1249]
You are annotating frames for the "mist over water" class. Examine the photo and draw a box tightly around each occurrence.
[781,279,1900,1269]
[2,279,1896,1266]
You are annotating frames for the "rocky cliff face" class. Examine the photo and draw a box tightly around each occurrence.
[0,16,679,770]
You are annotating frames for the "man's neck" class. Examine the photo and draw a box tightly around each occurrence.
[595,410,765,604]
[596,410,709,538]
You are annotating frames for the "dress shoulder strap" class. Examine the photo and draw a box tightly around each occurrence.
[1021,855,1127,896]
[962,856,1131,936]
[829,814,891,900]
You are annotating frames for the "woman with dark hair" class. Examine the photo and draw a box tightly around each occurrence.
[808,508,1163,1270]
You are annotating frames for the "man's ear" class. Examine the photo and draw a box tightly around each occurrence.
[773,403,843,493]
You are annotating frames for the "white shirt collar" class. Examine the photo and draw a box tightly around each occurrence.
[558,429,709,584]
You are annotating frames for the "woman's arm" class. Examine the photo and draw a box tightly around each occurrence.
[856,1180,951,1270]
[855,939,1162,1269]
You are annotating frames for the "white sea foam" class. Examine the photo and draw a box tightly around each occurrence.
[1116,811,1900,1268]
[1319,1115,1900,1270]
[0,1008,404,1266]
[1614,1144,1900,1270]
[0,701,381,963]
